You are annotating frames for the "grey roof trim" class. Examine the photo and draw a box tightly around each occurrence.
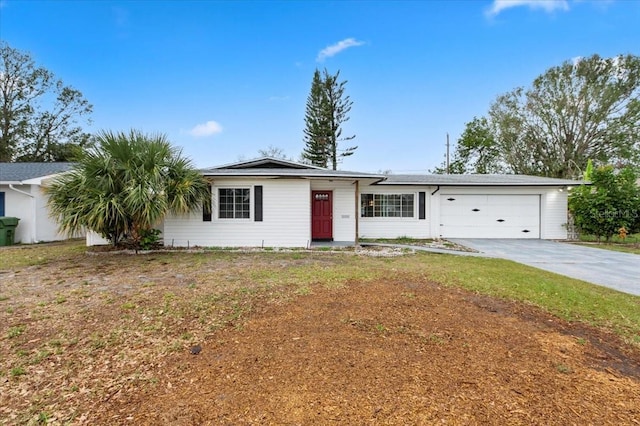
[377,174,584,186]
[207,156,325,170]
[201,167,386,180]
[0,162,75,183]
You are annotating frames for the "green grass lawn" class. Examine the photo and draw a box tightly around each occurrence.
[575,233,640,255]
[414,254,640,345]
[579,233,640,244]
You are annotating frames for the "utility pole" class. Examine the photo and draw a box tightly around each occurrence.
[446,133,450,175]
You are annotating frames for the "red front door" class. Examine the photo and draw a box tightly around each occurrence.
[312,191,333,240]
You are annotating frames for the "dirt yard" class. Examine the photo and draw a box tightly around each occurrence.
[1,243,639,425]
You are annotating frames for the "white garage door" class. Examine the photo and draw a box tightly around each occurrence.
[440,194,540,238]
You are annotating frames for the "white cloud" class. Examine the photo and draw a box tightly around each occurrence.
[268,95,290,102]
[188,120,223,137]
[316,38,365,62]
[486,0,570,17]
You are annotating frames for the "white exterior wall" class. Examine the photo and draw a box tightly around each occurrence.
[540,189,569,239]
[150,179,569,247]
[163,178,311,248]
[310,180,357,242]
[0,184,82,244]
[358,185,431,239]
[32,185,71,242]
[0,184,33,243]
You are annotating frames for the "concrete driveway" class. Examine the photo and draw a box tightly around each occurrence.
[450,239,640,296]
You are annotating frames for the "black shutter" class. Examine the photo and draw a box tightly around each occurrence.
[203,184,212,222]
[418,192,426,220]
[254,185,263,222]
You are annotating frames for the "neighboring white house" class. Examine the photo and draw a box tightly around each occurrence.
[0,162,77,244]
[159,157,580,248]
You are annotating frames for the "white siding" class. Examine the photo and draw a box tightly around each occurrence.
[311,180,357,242]
[0,184,33,243]
[33,186,71,242]
[358,185,430,239]
[163,178,311,248]
[541,190,568,239]
[0,182,85,244]
[0,184,84,244]
[86,231,110,246]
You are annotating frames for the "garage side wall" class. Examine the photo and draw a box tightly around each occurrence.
[540,189,568,239]
[163,178,311,248]
[358,185,430,239]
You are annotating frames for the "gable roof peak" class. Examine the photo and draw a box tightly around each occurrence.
[209,156,326,170]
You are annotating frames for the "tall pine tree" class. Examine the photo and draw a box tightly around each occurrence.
[302,69,357,169]
[302,70,330,168]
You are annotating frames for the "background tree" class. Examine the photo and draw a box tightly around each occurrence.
[442,54,640,177]
[569,165,640,241]
[0,41,92,162]
[46,130,210,248]
[257,145,292,160]
[302,69,357,170]
[432,117,502,174]
[302,69,331,168]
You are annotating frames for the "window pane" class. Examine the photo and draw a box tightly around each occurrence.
[388,194,401,217]
[219,188,251,219]
[374,194,383,217]
[361,194,373,217]
[361,193,414,218]
[402,194,414,217]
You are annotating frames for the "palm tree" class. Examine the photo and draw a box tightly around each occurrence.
[46,130,210,248]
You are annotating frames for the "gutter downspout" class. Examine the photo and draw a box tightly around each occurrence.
[431,185,440,196]
[8,184,37,244]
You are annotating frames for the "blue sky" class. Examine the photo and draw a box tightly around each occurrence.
[1,0,638,172]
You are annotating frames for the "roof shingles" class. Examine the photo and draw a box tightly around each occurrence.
[0,163,74,183]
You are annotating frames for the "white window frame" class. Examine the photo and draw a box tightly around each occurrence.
[360,193,415,218]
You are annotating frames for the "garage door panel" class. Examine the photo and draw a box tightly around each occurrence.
[440,194,540,239]
[491,204,537,217]
[486,226,539,239]
[440,224,539,239]
[491,212,539,227]
[487,195,539,206]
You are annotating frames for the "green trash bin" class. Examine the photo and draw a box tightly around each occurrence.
[0,217,20,246]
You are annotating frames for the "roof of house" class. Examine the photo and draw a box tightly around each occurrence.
[0,162,75,183]
[201,158,585,186]
[377,174,583,186]
[211,157,325,170]
[201,157,385,180]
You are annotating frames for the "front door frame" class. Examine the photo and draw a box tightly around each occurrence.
[311,190,333,241]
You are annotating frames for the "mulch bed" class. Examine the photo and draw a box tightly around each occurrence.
[125,279,640,425]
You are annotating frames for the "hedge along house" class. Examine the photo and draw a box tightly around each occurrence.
[160,157,580,248]
[0,162,78,244]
